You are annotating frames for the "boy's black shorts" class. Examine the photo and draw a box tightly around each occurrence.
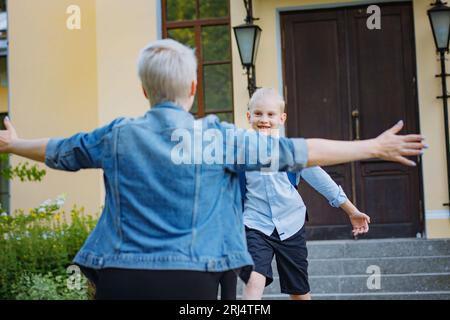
[240,225,310,295]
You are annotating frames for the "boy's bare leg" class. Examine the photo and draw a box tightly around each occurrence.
[243,272,266,300]
[290,293,312,300]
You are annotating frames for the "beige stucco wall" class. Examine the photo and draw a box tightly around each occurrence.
[413,0,450,238]
[7,0,159,214]
[8,0,101,215]
[427,219,450,239]
[230,1,251,129]
[96,0,157,125]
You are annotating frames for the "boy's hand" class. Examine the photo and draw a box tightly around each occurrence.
[340,200,370,236]
[347,211,371,236]
[0,117,18,153]
[374,120,426,166]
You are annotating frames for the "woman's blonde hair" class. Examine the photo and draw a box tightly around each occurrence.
[138,39,197,106]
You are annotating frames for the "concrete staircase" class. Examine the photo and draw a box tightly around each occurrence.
[237,238,450,300]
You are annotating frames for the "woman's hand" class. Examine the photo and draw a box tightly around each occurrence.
[0,117,19,153]
[0,117,48,162]
[306,120,426,167]
[374,120,426,166]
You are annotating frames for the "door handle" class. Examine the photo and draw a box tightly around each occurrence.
[352,109,361,140]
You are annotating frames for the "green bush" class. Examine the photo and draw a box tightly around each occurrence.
[12,272,89,300]
[0,154,46,182]
[0,195,98,300]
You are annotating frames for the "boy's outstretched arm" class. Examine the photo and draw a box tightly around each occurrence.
[306,120,425,167]
[0,117,48,162]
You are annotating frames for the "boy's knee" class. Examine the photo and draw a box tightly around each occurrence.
[246,272,266,290]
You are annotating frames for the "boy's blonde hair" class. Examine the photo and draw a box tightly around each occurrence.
[248,88,286,113]
[138,39,197,106]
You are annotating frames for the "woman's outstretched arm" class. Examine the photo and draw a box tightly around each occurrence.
[0,118,425,169]
[0,117,48,162]
[306,121,425,167]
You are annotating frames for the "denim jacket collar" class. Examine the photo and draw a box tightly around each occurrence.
[151,101,190,113]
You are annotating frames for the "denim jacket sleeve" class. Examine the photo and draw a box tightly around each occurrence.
[45,118,126,171]
[208,116,308,172]
[300,166,348,207]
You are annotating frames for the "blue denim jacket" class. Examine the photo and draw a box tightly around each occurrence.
[45,102,309,272]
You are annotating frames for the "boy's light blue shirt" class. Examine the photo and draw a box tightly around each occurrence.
[243,167,348,241]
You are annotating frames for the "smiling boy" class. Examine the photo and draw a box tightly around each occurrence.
[240,88,371,300]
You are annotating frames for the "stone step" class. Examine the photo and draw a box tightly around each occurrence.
[246,239,450,300]
[306,239,450,259]
[237,273,450,295]
[267,273,450,294]
[252,291,450,300]
[267,255,450,276]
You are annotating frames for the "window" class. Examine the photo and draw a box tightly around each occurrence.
[162,0,234,122]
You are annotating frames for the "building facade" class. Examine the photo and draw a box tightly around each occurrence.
[5,0,450,239]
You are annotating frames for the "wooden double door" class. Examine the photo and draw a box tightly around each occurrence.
[281,2,423,240]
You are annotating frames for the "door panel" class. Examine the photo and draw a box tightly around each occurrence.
[281,2,423,240]
[348,5,422,238]
[284,10,350,140]
[283,9,355,239]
